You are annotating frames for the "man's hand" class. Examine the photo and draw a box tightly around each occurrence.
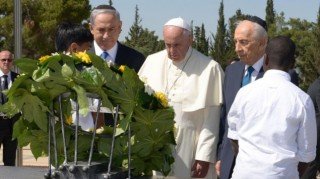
[191,160,210,178]
[215,160,221,176]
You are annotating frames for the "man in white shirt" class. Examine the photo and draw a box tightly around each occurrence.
[227,36,317,179]
[138,17,224,179]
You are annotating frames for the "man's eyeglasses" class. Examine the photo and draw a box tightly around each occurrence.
[0,59,13,62]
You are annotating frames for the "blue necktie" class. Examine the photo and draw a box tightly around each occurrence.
[100,51,109,60]
[242,66,255,86]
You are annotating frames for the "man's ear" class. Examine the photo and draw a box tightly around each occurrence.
[89,23,94,33]
[259,37,268,51]
[68,42,79,53]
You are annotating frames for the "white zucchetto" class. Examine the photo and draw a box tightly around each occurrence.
[164,17,191,31]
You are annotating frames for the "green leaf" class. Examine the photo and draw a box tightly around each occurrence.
[14,58,38,75]
[98,138,112,156]
[130,156,146,176]
[61,63,74,78]
[12,117,24,139]
[30,130,48,159]
[9,89,49,131]
[17,129,33,147]
[72,85,89,116]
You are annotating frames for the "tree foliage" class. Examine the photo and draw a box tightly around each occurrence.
[124,5,163,57]
[193,24,209,55]
[210,0,228,68]
[223,9,246,65]
[0,0,91,58]
[265,0,275,26]
[265,0,277,37]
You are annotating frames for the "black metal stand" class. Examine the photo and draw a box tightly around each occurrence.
[44,93,132,179]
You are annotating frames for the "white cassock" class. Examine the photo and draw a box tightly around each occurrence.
[138,47,224,179]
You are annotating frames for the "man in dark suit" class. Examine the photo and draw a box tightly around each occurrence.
[0,50,19,166]
[88,5,145,72]
[89,5,145,126]
[301,76,320,179]
[216,16,300,179]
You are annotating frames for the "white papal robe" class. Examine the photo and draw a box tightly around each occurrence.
[138,47,224,179]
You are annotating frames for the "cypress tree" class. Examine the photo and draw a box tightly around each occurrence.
[265,0,275,27]
[124,5,162,56]
[210,0,227,68]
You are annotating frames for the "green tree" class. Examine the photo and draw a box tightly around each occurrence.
[299,6,320,90]
[210,0,227,68]
[223,9,245,66]
[124,5,163,56]
[265,0,277,37]
[265,0,275,26]
[109,0,113,6]
[193,24,209,55]
[277,18,315,90]
[0,0,91,58]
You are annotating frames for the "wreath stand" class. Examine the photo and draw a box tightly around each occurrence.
[44,93,132,179]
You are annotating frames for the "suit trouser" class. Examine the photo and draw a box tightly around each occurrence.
[0,134,17,166]
[0,117,17,166]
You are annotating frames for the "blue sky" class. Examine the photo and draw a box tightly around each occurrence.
[90,0,319,41]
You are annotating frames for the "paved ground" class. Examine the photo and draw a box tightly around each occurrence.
[0,145,48,167]
[0,146,319,178]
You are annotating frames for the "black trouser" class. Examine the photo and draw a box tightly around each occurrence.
[0,133,17,166]
[301,147,320,179]
[0,117,17,166]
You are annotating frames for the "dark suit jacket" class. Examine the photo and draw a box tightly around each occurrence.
[89,42,145,125]
[0,71,19,136]
[301,77,320,179]
[89,41,145,72]
[218,61,299,179]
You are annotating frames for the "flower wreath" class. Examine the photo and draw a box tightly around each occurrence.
[0,52,175,176]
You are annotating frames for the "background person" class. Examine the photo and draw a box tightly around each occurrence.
[216,16,268,179]
[216,16,300,179]
[138,17,224,179]
[89,4,145,71]
[227,36,317,178]
[89,5,145,126]
[0,50,19,166]
[55,21,93,53]
[301,75,320,179]
[54,22,95,131]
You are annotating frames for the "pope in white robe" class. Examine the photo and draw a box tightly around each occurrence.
[138,17,224,179]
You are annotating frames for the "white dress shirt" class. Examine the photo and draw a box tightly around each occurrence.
[228,70,317,179]
[93,41,118,63]
[0,71,12,88]
[243,56,264,82]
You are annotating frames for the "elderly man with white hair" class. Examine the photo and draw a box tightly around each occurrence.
[138,17,224,179]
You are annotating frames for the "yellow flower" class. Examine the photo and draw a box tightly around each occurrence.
[65,115,73,125]
[39,55,51,64]
[96,126,104,134]
[119,65,126,72]
[74,52,91,64]
[154,92,169,108]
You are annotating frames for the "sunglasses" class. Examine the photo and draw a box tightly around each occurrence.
[0,59,13,62]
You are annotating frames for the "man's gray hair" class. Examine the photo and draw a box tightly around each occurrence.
[90,8,121,25]
[236,20,268,40]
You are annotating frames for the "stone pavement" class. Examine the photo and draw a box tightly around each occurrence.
[0,145,48,167]
[0,146,319,178]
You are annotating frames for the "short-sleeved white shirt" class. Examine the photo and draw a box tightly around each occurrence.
[228,70,317,179]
